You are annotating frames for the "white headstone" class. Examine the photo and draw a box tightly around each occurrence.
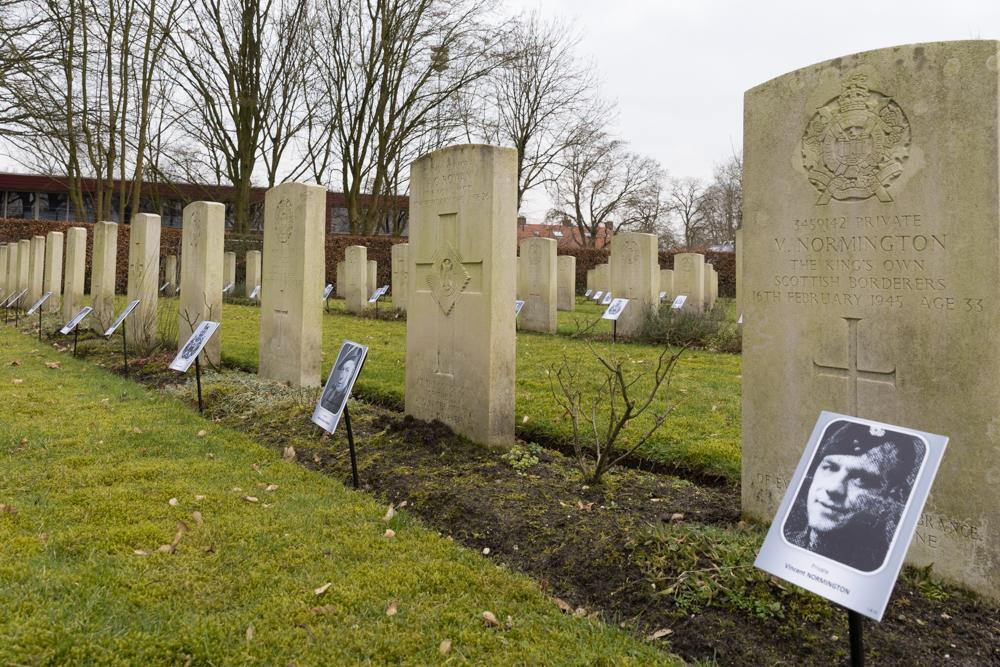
[62,227,86,323]
[344,246,368,313]
[179,202,225,365]
[245,250,261,298]
[126,213,161,350]
[391,242,409,312]
[518,237,557,333]
[90,221,119,331]
[557,255,576,311]
[610,232,658,337]
[43,231,63,312]
[672,253,705,314]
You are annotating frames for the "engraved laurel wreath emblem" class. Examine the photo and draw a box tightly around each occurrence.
[801,74,910,205]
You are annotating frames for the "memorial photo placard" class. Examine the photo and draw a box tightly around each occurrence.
[60,306,92,334]
[104,299,141,337]
[311,340,368,434]
[592,290,604,302]
[26,291,52,316]
[4,288,27,308]
[323,284,334,300]
[159,282,170,293]
[514,300,525,316]
[671,295,687,310]
[249,285,261,300]
[601,292,613,305]
[169,321,221,373]
[659,291,668,301]
[584,289,593,298]
[222,283,234,294]
[601,298,629,321]
[755,412,947,621]
[368,285,388,303]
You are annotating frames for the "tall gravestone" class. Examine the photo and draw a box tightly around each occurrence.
[557,255,575,311]
[179,202,225,364]
[391,242,409,311]
[16,239,30,297]
[367,259,377,297]
[0,244,7,296]
[518,237,557,333]
[405,144,517,448]
[245,250,261,297]
[6,243,19,300]
[610,232,658,337]
[224,251,237,289]
[126,213,161,350]
[26,235,45,305]
[43,231,63,312]
[335,261,345,297]
[743,41,999,598]
[90,221,118,331]
[703,265,715,311]
[164,255,178,297]
[62,227,86,322]
[586,268,594,293]
[672,253,705,313]
[344,246,367,313]
[660,268,674,296]
[259,182,326,387]
[710,267,719,305]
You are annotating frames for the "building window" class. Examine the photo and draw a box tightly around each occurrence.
[5,191,35,219]
[38,192,70,221]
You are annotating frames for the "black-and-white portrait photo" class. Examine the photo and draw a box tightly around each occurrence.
[602,298,629,320]
[781,419,926,572]
[169,321,220,372]
[312,341,368,433]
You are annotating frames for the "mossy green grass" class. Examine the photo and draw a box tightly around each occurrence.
[0,326,676,665]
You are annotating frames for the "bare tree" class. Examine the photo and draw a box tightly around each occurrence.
[475,12,611,210]
[545,124,665,247]
[310,0,508,235]
[667,176,710,249]
[701,152,742,245]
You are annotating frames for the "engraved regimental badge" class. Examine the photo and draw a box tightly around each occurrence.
[802,74,910,204]
[426,241,470,316]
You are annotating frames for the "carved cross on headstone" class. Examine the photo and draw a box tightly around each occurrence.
[413,211,483,377]
[813,316,897,415]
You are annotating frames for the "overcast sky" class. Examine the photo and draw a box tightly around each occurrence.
[505,0,1000,221]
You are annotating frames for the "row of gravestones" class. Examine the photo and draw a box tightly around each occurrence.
[583,254,720,315]
[334,245,411,314]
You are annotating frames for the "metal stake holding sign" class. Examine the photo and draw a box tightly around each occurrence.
[670,295,687,310]
[368,285,389,316]
[60,306,92,357]
[169,321,221,414]
[754,412,948,667]
[323,284,334,312]
[5,288,27,326]
[103,299,141,376]
[311,341,369,489]
[25,292,52,340]
[601,298,629,343]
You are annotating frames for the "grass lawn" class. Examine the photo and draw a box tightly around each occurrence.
[0,326,676,665]
[217,297,742,482]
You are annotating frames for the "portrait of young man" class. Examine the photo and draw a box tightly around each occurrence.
[781,419,926,572]
[312,341,369,434]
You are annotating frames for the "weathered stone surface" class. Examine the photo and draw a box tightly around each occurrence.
[367,259,377,298]
[224,251,237,289]
[610,232,658,337]
[742,40,1000,598]
[126,213,161,349]
[245,250,261,297]
[672,253,705,313]
[703,264,716,311]
[586,268,594,293]
[557,255,575,311]
[518,237,557,333]
[335,261,345,297]
[344,246,367,313]
[5,242,20,301]
[593,262,610,296]
[179,202,225,365]
[405,144,517,448]
[42,231,63,312]
[26,236,45,306]
[259,182,326,387]
[515,256,522,299]
[391,242,409,311]
[90,221,118,331]
[735,228,743,314]
[0,244,8,297]
[164,255,178,297]
[15,239,30,298]
[62,227,86,322]
[710,266,719,307]
[660,269,674,297]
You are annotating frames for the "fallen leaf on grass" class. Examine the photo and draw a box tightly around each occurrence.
[133,549,149,556]
[312,453,322,464]
[9,359,20,366]
[384,529,395,538]
[168,498,179,507]
[398,500,408,509]
[577,501,594,511]
[245,624,254,642]
[553,598,572,613]
[196,430,207,437]
[283,446,296,461]
[244,496,259,503]
[314,582,332,596]
[194,494,205,501]
[383,505,396,522]
[265,484,278,492]
[157,544,175,554]
[192,511,203,526]
[439,639,451,655]
[482,611,501,627]
[573,607,586,617]
[0,504,18,515]
[386,599,399,616]
[251,464,261,475]
[132,427,142,434]
[11,378,23,385]
[670,513,684,523]
[648,628,673,641]
[45,362,60,369]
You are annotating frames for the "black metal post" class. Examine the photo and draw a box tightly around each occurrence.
[194,355,204,414]
[325,296,329,313]
[848,610,864,667]
[121,325,129,376]
[37,307,42,340]
[14,300,19,327]
[612,319,617,343]
[73,326,79,357]
[344,404,359,489]
[375,298,379,318]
